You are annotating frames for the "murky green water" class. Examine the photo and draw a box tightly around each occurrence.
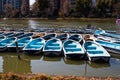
[0,52,120,77]
[0,19,116,30]
[0,19,120,77]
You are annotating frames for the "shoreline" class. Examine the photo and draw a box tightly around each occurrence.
[0,17,116,21]
[0,73,120,80]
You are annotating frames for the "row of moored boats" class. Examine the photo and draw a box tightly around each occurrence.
[0,31,113,63]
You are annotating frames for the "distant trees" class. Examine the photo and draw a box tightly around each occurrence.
[4,3,13,17]
[113,2,120,17]
[38,0,48,17]
[2,0,120,18]
[59,0,69,18]
[30,0,39,17]
[75,0,92,17]
[95,0,114,17]
[4,3,19,18]
[21,0,27,17]
[30,0,48,17]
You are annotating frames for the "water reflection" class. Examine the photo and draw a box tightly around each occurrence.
[0,52,120,76]
[0,52,42,73]
[63,58,84,65]
[28,20,38,29]
[3,55,31,73]
[0,19,116,30]
[88,62,110,69]
[0,57,3,72]
[43,56,62,62]
[2,53,31,73]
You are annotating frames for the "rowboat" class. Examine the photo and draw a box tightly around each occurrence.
[0,37,17,51]
[63,39,85,59]
[43,38,62,56]
[23,38,45,55]
[0,32,3,34]
[0,35,6,42]
[94,29,120,39]
[17,32,33,39]
[42,33,57,40]
[96,39,120,55]
[7,32,24,38]
[7,36,32,51]
[2,32,14,37]
[68,34,83,44]
[56,33,69,42]
[83,40,110,62]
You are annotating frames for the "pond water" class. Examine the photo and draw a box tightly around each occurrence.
[0,19,120,77]
[0,19,116,31]
[0,52,120,77]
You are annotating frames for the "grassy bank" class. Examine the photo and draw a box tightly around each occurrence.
[0,72,119,80]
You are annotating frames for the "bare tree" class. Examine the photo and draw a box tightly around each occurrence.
[59,0,70,18]
[21,0,27,17]
[4,3,13,17]
[30,0,39,17]
[113,2,120,17]
[12,8,19,17]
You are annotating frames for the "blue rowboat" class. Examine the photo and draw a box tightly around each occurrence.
[0,35,6,42]
[7,36,32,51]
[43,38,62,56]
[68,34,83,44]
[23,38,45,55]
[0,37,17,51]
[17,32,33,39]
[42,33,57,40]
[96,39,120,55]
[56,33,69,42]
[63,39,85,59]
[2,32,14,37]
[94,29,120,39]
[83,40,110,62]
[7,32,24,38]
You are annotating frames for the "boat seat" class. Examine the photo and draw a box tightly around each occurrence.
[65,44,76,47]
[87,50,103,54]
[18,43,24,45]
[34,42,44,45]
[50,43,59,46]
[18,43,25,46]
[22,40,30,43]
[0,43,7,46]
[12,43,24,46]
[65,48,81,52]
[38,43,44,45]
[46,46,60,49]
[87,46,96,50]
[30,45,40,48]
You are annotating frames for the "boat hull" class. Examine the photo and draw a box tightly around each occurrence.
[24,49,42,55]
[7,47,23,52]
[44,51,62,57]
[0,47,8,52]
[88,55,110,62]
[103,46,120,55]
[65,53,85,59]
